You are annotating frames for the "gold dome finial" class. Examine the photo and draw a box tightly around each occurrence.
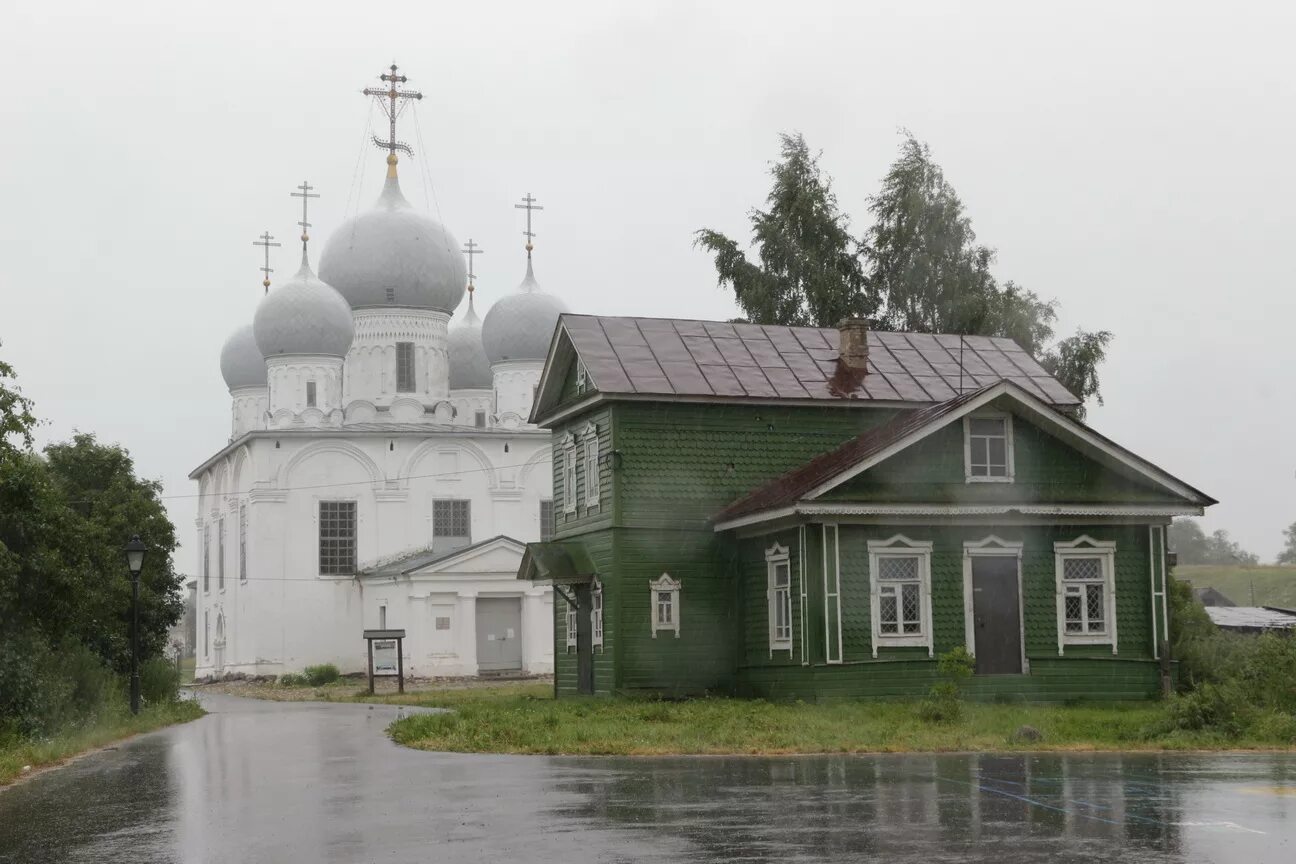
[253,231,281,294]
[515,193,543,259]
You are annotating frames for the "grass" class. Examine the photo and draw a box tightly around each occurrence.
[207,679,1296,755]
[1175,564,1296,608]
[0,700,205,787]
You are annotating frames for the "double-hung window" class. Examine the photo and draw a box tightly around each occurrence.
[867,536,934,656]
[561,433,577,514]
[1055,537,1118,652]
[396,342,416,392]
[591,578,604,650]
[565,605,578,652]
[964,414,1013,482]
[650,574,681,638]
[766,545,793,653]
[583,423,600,509]
[319,501,357,576]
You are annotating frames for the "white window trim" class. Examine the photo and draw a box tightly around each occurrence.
[560,431,577,514]
[650,573,681,638]
[1055,535,1118,655]
[582,422,600,509]
[565,605,578,652]
[867,535,934,657]
[591,576,604,650]
[798,525,808,665]
[765,543,793,655]
[823,524,843,664]
[575,360,588,395]
[963,412,1015,484]
[961,535,1027,671]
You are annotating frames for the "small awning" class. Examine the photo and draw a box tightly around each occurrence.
[517,541,596,585]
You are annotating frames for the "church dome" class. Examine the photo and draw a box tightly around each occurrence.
[253,254,355,358]
[318,175,467,312]
[219,323,267,390]
[448,293,492,390]
[481,261,568,364]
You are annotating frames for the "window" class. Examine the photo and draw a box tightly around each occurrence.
[964,414,1013,482]
[867,536,934,656]
[305,380,317,408]
[474,410,486,428]
[1055,537,1118,652]
[218,517,226,590]
[591,578,604,650]
[396,342,415,392]
[203,525,210,592]
[766,544,792,653]
[575,361,588,395]
[385,286,396,304]
[319,501,357,575]
[432,499,471,553]
[435,616,451,631]
[378,604,387,630]
[583,423,600,508]
[204,611,209,657]
[540,500,554,541]
[561,432,577,514]
[566,606,578,652]
[239,505,248,582]
[650,574,681,638]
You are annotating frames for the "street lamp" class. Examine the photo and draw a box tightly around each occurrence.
[123,535,147,715]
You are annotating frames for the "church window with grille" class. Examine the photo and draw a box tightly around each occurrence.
[540,500,554,541]
[396,342,415,392]
[432,499,471,553]
[318,501,357,575]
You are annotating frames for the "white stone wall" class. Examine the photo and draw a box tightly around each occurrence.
[229,387,268,439]
[344,309,451,406]
[193,429,555,679]
[266,356,345,428]
[492,360,543,427]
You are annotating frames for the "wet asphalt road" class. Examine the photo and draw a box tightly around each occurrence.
[1,694,1294,863]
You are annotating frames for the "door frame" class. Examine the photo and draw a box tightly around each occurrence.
[962,536,1028,674]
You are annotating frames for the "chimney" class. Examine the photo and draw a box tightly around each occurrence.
[837,319,870,372]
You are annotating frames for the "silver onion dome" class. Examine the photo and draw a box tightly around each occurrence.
[219,323,267,390]
[481,260,569,364]
[253,254,355,358]
[318,174,467,312]
[448,292,493,389]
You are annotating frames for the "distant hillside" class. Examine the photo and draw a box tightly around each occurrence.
[1173,565,1296,609]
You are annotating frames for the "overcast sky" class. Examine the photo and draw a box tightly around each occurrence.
[2,0,1293,573]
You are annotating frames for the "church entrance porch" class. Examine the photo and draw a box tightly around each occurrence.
[475,598,523,673]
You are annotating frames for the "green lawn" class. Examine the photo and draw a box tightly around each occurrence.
[1174,565,1296,608]
[208,679,1296,755]
[0,700,205,786]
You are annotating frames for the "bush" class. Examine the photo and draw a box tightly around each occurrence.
[0,634,124,736]
[1157,682,1252,735]
[918,647,974,724]
[278,673,307,687]
[141,656,181,705]
[302,664,339,686]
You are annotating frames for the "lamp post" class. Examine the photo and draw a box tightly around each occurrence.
[123,535,147,715]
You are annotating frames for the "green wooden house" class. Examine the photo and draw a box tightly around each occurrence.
[518,315,1213,701]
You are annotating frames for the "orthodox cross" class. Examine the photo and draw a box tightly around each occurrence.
[462,239,484,293]
[515,193,543,255]
[252,231,281,293]
[363,64,423,166]
[290,181,319,252]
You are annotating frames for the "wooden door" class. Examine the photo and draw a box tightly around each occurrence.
[970,556,1022,674]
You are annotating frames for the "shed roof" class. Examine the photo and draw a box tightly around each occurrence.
[362,535,523,579]
[1205,606,1296,631]
[533,315,1080,423]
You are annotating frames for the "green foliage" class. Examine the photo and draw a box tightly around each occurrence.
[918,647,974,724]
[0,634,123,737]
[302,664,340,686]
[1154,683,1252,736]
[1168,518,1259,566]
[695,134,1112,416]
[695,133,875,327]
[278,673,307,687]
[1278,522,1296,565]
[0,341,38,460]
[140,657,181,705]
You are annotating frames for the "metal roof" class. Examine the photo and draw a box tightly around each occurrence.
[1205,606,1296,631]
[362,535,523,579]
[556,314,1080,406]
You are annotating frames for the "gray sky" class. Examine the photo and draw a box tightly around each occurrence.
[3,0,1292,574]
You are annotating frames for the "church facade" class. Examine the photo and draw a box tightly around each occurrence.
[191,69,566,680]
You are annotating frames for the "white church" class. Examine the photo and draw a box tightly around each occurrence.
[190,67,565,679]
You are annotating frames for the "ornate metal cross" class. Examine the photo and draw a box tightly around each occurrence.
[462,239,484,291]
[363,63,423,160]
[515,193,544,253]
[290,181,319,251]
[252,231,281,292]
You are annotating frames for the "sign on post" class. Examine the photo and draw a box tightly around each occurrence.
[362,629,406,695]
